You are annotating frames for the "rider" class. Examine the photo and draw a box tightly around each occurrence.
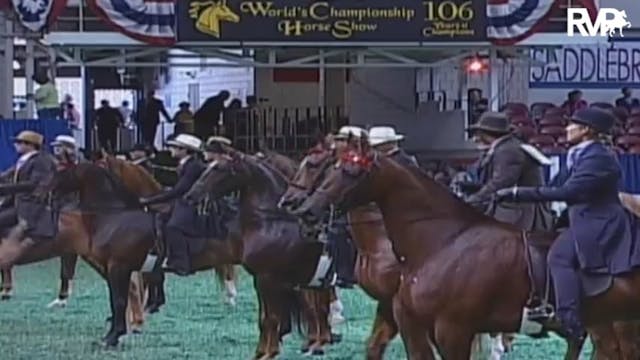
[203,136,233,163]
[139,134,205,276]
[368,126,418,168]
[329,126,368,288]
[51,135,83,169]
[496,108,640,341]
[0,131,57,255]
[465,112,553,231]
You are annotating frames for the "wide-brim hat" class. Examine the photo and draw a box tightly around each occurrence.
[205,136,232,153]
[334,126,368,140]
[570,108,616,134]
[466,112,511,135]
[368,126,404,146]
[13,130,43,146]
[165,134,202,152]
[50,134,76,147]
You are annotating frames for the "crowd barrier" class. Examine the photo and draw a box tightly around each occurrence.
[0,119,71,169]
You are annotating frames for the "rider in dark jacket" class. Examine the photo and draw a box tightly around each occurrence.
[0,131,57,256]
[497,108,640,341]
[140,134,205,276]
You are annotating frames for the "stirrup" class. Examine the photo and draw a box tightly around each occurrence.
[526,303,555,322]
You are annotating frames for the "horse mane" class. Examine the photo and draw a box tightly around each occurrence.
[382,156,490,222]
[105,155,162,192]
[78,163,141,208]
[245,155,289,193]
[258,151,299,180]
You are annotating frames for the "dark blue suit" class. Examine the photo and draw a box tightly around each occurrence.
[515,141,640,332]
[144,156,205,272]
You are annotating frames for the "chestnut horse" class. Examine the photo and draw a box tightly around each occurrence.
[294,136,640,359]
[279,140,401,359]
[184,150,338,359]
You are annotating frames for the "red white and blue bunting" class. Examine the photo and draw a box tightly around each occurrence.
[10,0,68,32]
[487,0,598,45]
[87,0,176,46]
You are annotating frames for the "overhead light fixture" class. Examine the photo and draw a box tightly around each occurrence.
[13,60,20,70]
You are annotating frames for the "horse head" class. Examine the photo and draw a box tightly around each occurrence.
[215,0,240,23]
[291,133,377,222]
[185,149,248,203]
[279,135,334,212]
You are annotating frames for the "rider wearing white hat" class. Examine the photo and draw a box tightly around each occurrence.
[140,133,205,276]
[51,135,82,168]
[368,126,418,168]
[333,125,368,152]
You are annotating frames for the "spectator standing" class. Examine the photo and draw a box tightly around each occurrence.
[119,100,134,127]
[66,103,81,130]
[172,102,194,135]
[222,98,242,140]
[33,71,59,119]
[141,91,171,147]
[615,87,640,112]
[95,100,124,152]
[194,90,230,141]
[60,94,73,120]
[561,90,588,116]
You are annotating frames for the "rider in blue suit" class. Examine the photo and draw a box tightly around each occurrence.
[497,108,640,340]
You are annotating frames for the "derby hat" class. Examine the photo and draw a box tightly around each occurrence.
[467,112,511,135]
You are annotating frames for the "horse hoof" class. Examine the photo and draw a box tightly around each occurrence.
[145,305,160,314]
[224,296,237,307]
[0,293,12,301]
[105,316,112,323]
[130,327,143,335]
[329,313,345,327]
[330,333,342,344]
[47,298,67,308]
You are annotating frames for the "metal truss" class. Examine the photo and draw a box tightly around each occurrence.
[50,45,540,69]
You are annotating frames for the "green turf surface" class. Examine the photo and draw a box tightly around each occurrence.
[0,260,592,359]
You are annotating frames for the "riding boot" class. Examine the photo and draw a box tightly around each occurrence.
[329,223,356,288]
[164,227,192,276]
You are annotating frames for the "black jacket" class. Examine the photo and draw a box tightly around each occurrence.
[145,156,205,235]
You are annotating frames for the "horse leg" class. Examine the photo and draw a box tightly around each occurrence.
[433,320,474,360]
[48,254,78,308]
[0,267,12,300]
[329,287,345,327]
[366,300,399,360]
[304,289,332,356]
[393,295,436,360]
[103,263,133,347]
[252,276,276,360]
[612,321,640,360]
[589,322,640,360]
[214,264,237,306]
[126,272,145,334]
[144,270,165,313]
[299,290,319,355]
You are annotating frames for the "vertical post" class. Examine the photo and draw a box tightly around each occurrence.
[488,48,500,111]
[25,38,35,119]
[78,64,87,148]
[0,12,14,118]
[318,49,325,108]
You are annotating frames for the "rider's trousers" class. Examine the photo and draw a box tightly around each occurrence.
[0,207,17,234]
[548,232,583,330]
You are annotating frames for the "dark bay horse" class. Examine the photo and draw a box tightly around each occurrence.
[293,136,640,359]
[279,140,401,359]
[184,150,337,359]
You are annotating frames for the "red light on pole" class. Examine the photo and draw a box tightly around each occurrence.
[467,58,484,73]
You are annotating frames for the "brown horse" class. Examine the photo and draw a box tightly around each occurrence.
[184,150,337,359]
[279,140,400,359]
[293,136,640,359]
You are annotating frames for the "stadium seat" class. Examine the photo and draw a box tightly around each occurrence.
[539,126,566,138]
[544,107,566,117]
[631,107,640,115]
[539,116,566,127]
[530,102,555,120]
[613,107,630,123]
[629,146,640,154]
[627,126,640,136]
[591,102,614,109]
[513,125,536,140]
[627,116,640,128]
[510,115,533,127]
[616,135,640,149]
[501,102,529,116]
[557,136,569,148]
[529,134,555,148]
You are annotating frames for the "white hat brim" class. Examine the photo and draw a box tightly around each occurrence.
[369,134,404,146]
[166,140,200,151]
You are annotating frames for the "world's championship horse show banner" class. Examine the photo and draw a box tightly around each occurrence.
[177,0,487,43]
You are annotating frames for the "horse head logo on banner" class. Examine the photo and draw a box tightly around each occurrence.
[190,0,240,38]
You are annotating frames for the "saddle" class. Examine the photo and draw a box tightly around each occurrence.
[523,229,613,332]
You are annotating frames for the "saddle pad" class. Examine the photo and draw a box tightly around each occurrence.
[581,272,613,297]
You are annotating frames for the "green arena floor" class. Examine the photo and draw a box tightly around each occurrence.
[0,260,593,359]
